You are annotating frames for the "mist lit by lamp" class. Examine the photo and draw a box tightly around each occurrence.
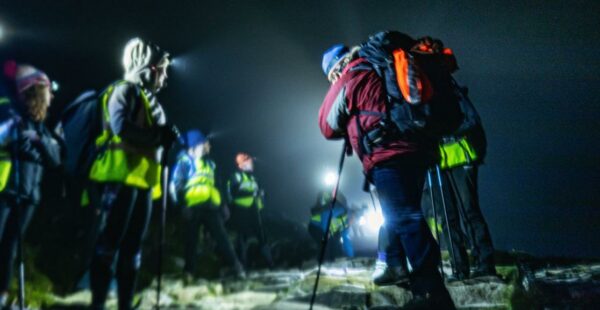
[0,25,4,41]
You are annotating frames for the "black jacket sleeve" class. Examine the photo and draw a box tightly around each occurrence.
[35,125,61,168]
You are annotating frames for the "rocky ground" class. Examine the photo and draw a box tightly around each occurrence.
[16,255,592,310]
[47,257,513,309]
[4,240,599,310]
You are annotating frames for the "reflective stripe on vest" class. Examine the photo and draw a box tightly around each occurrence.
[0,150,11,192]
[88,81,162,198]
[426,217,443,241]
[0,98,13,192]
[184,158,221,208]
[231,172,259,208]
[310,212,347,234]
[439,137,478,170]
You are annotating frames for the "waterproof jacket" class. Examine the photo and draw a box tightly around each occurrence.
[226,170,263,210]
[310,198,348,234]
[88,81,167,198]
[0,108,61,205]
[105,82,166,162]
[449,87,487,163]
[319,58,425,173]
[170,152,222,208]
[438,83,487,168]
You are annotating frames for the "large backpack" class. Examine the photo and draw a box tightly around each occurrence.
[357,31,463,144]
[60,89,103,206]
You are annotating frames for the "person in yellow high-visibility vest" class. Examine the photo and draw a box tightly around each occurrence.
[307,191,353,261]
[88,38,179,310]
[0,65,61,307]
[421,84,496,281]
[170,130,244,282]
[226,153,273,269]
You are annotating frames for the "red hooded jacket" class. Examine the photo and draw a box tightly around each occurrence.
[318,58,424,173]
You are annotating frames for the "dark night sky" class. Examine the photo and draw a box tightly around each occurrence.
[1,1,598,258]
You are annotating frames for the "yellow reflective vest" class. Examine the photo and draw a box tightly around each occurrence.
[183,157,221,208]
[0,148,11,193]
[227,171,263,209]
[0,97,12,192]
[439,137,478,170]
[310,212,348,235]
[88,81,162,199]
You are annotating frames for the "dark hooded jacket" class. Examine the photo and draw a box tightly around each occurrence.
[0,107,61,205]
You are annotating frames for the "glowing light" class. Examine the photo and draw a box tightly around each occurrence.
[358,208,384,233]
[51,81,60,92]
[323,171,337,187]
[0,25,4,41]
[170,57,182,68]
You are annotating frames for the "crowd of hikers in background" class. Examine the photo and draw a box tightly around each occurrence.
[0,30,496,309]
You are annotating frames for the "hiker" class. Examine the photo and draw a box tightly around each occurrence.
[318,32,460,308]
[87,38,178,310]
[0,64,61,307]
[170,130,245,281]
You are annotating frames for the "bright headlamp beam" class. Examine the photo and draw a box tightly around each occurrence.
[323,171,337,187]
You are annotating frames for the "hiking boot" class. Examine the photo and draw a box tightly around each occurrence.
[372,261,409,286]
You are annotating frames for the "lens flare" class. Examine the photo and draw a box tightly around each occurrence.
[323,171,337,187]
[358,208,384,233]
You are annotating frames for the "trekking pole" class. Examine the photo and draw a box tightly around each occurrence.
[256,191,267,246]
[155,163,168,309]
[12,119,25,310]
[426,169,444,279]
[445,169,477,255]
[155,127,184,309]
[309,142,347,310]
[155,128,182,309]
[434,165,458,277]
[367,184,379,213]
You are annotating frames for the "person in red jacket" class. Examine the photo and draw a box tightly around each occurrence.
[318,43,454,308]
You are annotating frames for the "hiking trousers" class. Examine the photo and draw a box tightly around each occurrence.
[372,164,452,303]
[228,206,273,267]
[182,205,239,274]
[90,184,152,310]
[0,199,36,293]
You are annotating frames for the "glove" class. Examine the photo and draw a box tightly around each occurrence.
[158,124,179,148]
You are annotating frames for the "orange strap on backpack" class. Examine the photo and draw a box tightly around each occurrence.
[392,37,459,105]
[392,48,433,105]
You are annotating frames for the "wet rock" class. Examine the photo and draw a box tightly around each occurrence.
[369,286,412,308]
[521,262,600,307]
[50,258,513,309]
[446,276,509,309]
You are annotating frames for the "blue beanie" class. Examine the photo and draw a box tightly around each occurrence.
[322,44,349,76]
[184,129,207,148]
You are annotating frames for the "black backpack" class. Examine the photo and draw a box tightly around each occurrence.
[60,89,103,206]
[358,31,463,143]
